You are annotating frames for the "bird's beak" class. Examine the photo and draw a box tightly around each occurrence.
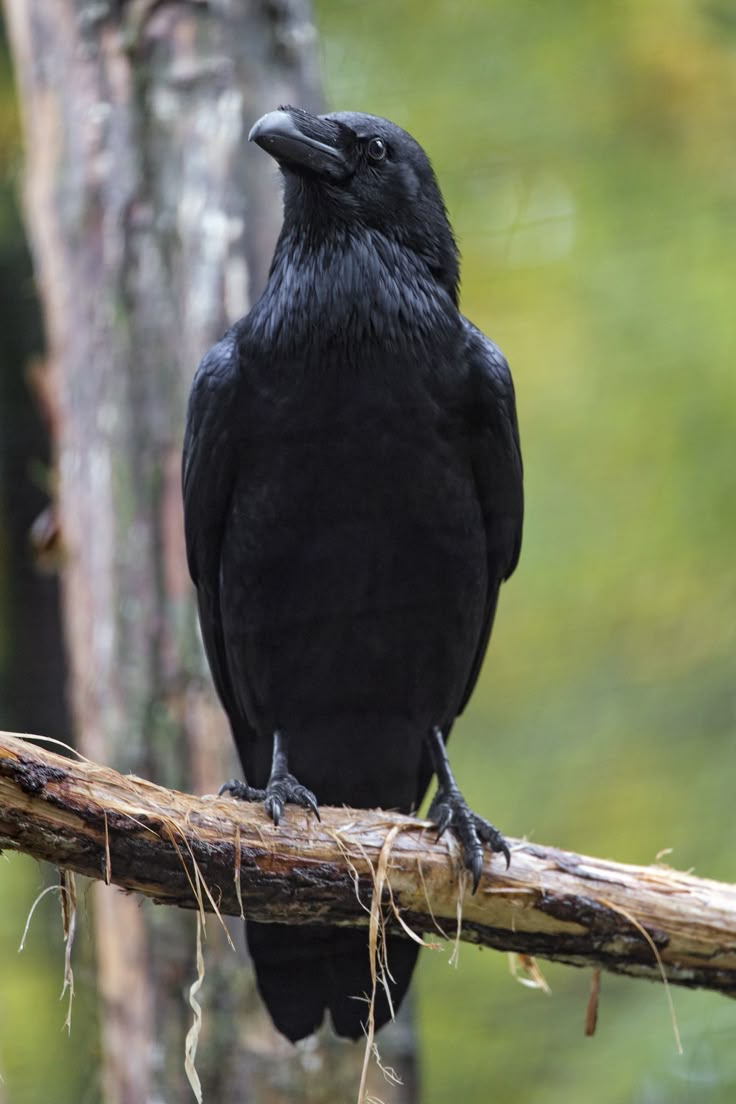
[248,109,349,180]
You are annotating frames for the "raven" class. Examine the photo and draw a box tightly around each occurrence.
[182,106,523,1042]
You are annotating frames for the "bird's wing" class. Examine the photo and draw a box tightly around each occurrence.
[182,332,255,741]
[457,318,524,714]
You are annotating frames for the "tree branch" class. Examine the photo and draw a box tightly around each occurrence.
[1,730,734,996]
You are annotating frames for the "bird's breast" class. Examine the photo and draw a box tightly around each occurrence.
[224,376,485,631]
[218,366,489,746]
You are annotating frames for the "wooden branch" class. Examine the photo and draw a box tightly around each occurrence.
[2,730,735,997]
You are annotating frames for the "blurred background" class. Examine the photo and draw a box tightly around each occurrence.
[1,1,734,1101]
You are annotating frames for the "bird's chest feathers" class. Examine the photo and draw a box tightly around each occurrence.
[238,234,472,544]
[234,359,474,563]
[254,232,456,359]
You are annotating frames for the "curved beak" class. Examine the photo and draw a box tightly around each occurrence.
[249,109,349,180]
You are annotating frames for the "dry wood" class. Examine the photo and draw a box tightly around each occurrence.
[2,730,735,996]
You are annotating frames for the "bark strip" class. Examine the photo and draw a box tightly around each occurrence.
[2,730,735,996]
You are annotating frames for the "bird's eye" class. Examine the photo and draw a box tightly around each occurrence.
[366,137,387,163]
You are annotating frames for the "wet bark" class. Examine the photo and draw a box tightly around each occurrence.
[2,3,418,1101]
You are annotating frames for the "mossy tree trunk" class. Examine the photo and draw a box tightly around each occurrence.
[3,3,417,1101]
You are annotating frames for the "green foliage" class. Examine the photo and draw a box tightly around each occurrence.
[0,855,100,1104]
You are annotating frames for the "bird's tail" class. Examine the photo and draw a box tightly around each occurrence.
[246,919,420,1042]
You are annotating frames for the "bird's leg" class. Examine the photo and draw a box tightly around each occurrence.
[219,730,320,827]
[426,726,510,892]
[261,730,320,826]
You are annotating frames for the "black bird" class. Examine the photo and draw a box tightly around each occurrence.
[182,106,523,1042]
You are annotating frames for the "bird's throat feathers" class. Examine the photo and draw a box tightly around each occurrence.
[248,224,461,361]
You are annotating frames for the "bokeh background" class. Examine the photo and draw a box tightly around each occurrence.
[1,1,735,1101]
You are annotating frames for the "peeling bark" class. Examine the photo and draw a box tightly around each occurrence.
[3,731,736,997]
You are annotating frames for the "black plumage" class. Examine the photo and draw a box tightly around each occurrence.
[182,107,523,1042]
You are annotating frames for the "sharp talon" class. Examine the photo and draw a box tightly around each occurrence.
[466,838,484,893]
[304,792,320,820]
[480,825,511,869]
[470,854,483,894]
[265,795,283,826]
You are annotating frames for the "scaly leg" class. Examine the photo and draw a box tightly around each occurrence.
[427,726,509,891]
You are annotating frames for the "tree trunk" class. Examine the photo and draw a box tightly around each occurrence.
[2,3,417,1101]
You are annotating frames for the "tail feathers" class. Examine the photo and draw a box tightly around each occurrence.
[246,920,420,1042]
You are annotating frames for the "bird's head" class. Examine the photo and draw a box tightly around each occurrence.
[249,106,460,305]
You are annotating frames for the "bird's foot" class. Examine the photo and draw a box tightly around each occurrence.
[429,786,510,892]
[218,774,320,828]
[263,773,320,827]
